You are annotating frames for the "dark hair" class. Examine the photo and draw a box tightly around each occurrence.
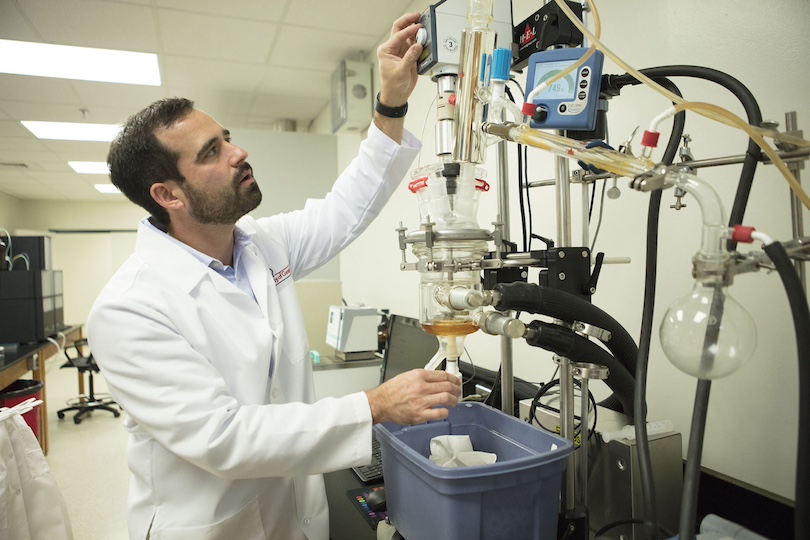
[107,97,195,225]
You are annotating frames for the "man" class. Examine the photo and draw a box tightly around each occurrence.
[87,13,461,540]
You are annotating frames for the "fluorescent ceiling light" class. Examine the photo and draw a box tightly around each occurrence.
[22,121,121,142]
[0,39,160,85]
[69,161,110,174]
[94,184,121,194]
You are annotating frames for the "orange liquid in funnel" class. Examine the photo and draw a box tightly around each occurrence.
[422,320,478,337]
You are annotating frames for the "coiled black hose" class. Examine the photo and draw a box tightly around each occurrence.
[494,282,639,391]
[525,320,635,414]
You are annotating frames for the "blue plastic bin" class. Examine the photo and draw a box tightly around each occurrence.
[374,402,573,540]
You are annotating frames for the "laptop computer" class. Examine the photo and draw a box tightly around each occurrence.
[351,314,439,483]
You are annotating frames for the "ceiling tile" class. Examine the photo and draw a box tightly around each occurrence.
[0,2,41,42]
[284,0,410,37]
[34,172,90,186]
[0,136,50,152]
[0,170,30,180]
[163,56,267,93]
[15,0,159,52]
[164,86,256,123]
[104,0,151,5]
[70,81,168,111]
[44,140,112,162]
[0,120,40,138]
[258,67,332,100]
[154,0,288,22]
[0,75,81,105]
[248,93,330,124]
[158,9,277,63]
[269,26,378,71]
[30,161,82,173]
[0,148,64,165]
[0,99,129,124]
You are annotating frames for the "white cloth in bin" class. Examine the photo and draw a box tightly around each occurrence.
[428,435,497,468]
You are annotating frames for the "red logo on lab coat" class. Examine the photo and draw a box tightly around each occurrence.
[273,265,291,285]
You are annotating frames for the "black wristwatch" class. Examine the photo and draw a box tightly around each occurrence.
[375,92,408,118]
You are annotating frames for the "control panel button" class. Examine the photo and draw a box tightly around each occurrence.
[415,28,428,47]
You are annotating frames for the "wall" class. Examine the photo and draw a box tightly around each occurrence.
[335,0,810,501]
[0,191,21,229]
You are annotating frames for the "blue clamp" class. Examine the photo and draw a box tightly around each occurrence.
[578,140,613,175]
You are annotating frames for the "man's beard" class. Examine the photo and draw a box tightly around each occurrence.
[182,163,262,225]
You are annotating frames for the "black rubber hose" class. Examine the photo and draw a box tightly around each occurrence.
[679,379,713,540]
[764,242,810,540]
[608,65,763,250]
[607,66,762,539]
[634,76,686,540]
[525,320,635,414]
[494,282,639,382]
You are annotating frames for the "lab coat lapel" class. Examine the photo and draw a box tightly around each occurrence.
[242,244,283,339]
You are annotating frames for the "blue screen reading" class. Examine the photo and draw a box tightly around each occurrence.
[532,59,577,100]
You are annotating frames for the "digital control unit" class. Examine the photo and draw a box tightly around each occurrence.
[524,48,605,130]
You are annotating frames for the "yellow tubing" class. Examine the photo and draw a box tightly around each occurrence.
[551,0,810,210]
[673,102,810,210]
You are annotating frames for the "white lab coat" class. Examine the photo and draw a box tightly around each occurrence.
[0,413,73,540]
[87,125,420,540]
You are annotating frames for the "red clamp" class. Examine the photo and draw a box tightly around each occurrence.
[408,177,428,193]
[731,225,756,243]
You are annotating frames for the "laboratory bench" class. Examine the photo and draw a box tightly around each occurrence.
[312,354,383,400]
[325,468,381,540]
[0,324,83,455]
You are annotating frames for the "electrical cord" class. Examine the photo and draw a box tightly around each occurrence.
[589,179,608,253]
[460,346,476,386]
[588,178,598,222]
[416,94,439,169]
[523,146,534,251]
[519,143,529,252]
[528,379,597,445]
[505,84,530,253]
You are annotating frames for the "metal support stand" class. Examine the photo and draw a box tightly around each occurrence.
[496,135,515,416]
[785,111,807,294]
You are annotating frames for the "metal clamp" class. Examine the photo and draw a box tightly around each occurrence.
[571,321,611,343]
[571,362,610,380]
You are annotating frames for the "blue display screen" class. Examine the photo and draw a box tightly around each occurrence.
[531,59,577,100]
